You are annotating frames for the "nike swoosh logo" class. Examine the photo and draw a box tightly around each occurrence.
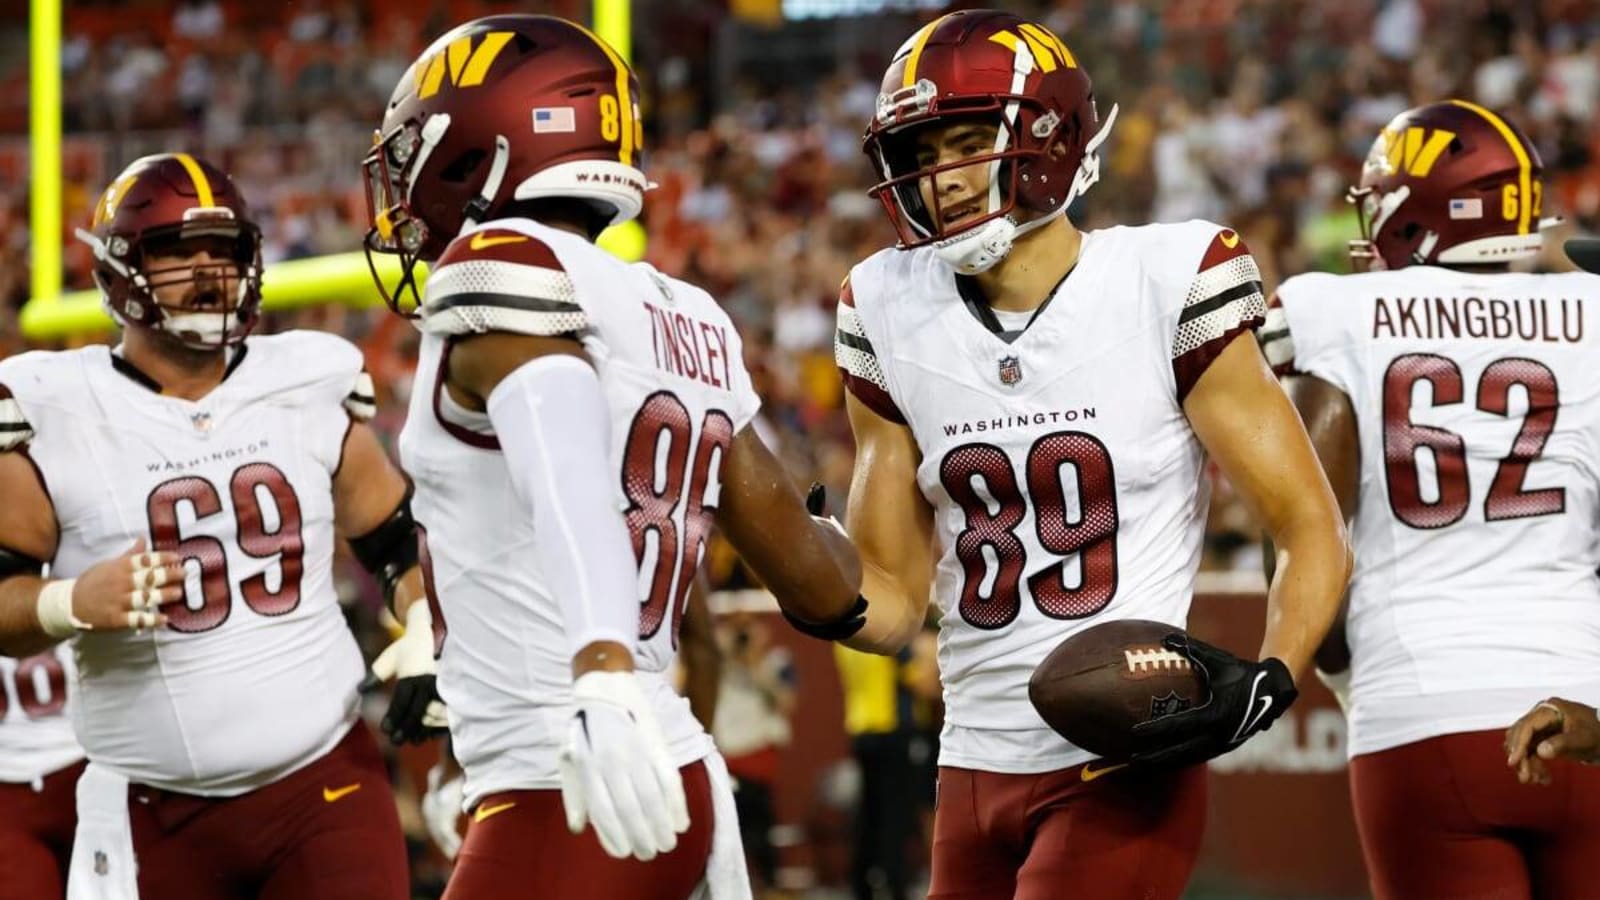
[1079,762,1128,783]
[323,783,362,803]
[469,232,529,251]
[1220,230,1240,249]
[1232,672,1274,743]
[474,801,517,823]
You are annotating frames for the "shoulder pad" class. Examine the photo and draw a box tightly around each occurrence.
[419,228,587,338]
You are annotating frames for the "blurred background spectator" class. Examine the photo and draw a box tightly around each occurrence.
[712,610,800,899]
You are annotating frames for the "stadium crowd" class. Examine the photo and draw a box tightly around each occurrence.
[0,1,1598,895]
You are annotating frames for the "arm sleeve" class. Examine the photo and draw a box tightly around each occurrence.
[834,276,907,424]
[419,229,590,338]
[486,354,639,655]
[0,384,33,452]
[1171,228,1268,402]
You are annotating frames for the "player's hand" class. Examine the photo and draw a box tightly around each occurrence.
[774,485,870,642]
[368,601,448,745]
[421,762,465,859]
[558,670,689,860]
[1505,697,1600,785]
[61,539,187,632]
[1129,633,1298,768]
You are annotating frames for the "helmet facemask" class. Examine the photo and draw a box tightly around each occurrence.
[362,119,440,317]
[78,218,262,350]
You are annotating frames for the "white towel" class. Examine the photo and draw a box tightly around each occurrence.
[67,763,139,900]
[692,751,752,900]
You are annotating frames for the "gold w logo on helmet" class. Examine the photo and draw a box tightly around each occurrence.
[414,31,514,99]
[988,24,1077,72]
[1381,126,1457,178]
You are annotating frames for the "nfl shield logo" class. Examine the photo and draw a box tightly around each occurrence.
[94,850,108,876]
[998,356,1023,385]
[190,411,214,433]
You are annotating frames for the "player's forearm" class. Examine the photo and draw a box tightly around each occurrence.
[841,561,926,655]
[1260,509,1353,680]
[0,575,57,658]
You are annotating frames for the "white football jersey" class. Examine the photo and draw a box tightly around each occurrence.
[0,646,82,783]
[399,218,761,808]
[0,332,372,795]
[1266,267,1600,756]
[838,221,1267,773]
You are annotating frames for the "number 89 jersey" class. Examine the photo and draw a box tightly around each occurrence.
[399,218,761,808]
[1265,266,1600,757]
[839,221,1266,773]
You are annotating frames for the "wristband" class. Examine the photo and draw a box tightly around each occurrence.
[36,579,88,638]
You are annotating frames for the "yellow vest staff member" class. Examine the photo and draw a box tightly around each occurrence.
[835,645,921,900]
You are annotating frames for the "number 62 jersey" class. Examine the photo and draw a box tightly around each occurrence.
[837,220,1266,773]
[1264,265,1600,757]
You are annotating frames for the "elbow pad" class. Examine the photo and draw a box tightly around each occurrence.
[0,545,45,580]
[349,484,421,609]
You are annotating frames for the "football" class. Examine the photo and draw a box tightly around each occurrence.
[1028,619,1208,760]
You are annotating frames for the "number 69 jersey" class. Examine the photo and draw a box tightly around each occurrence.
[1264,266,1600,757]
[399,218,761,810]
[0,332,372,795]
[838,220,1266,774]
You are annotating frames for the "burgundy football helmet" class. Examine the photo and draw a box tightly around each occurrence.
[1350,100,1555,271]
[364,14,647,314]
[863,10,1116,274]
[75,153,263,349]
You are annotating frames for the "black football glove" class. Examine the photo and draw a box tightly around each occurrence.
[362,602,450,745]
[1128,633,1297,768]
[779,484,870,642]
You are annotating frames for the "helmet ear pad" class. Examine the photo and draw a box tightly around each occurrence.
[1012,106,1084,214]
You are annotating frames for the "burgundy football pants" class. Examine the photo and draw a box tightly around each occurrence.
[928,761,1208,900]
[0,759,84,900]
[443,759,715,900]
[128,721,408,900]
[1351,728,1600,900]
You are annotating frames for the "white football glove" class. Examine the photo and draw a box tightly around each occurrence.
[370,602,449,744]
[558,670,690,860]
[421,763,465,860]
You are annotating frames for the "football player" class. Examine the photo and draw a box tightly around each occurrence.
[362,14,864,900]
[830,11,1351,899]
[0,647,83,899]
[1265,101,1600,899]
[0,153,422,899]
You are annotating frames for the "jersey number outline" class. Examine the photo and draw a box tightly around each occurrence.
[621,391,732,646]
[940,431,1120,629]
[0,651,67,721]
[1383,353,1565,529]
[146,462,306,633]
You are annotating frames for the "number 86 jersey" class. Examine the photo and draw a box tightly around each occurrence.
[399,218,762,810]
[838,221,1266,774]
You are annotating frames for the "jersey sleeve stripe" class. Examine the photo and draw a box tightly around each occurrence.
[1178,279,1264,325]
[0,390,34,451]
[343,372,378,422]
[1257,301,1298,376]
[1171,283,1267,401]
[835,304,905,424]
[425,259,578,307]
[426,291,583,315]
[1185,254,1263,313]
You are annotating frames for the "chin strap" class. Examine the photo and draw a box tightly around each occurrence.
[462,134,512,227]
